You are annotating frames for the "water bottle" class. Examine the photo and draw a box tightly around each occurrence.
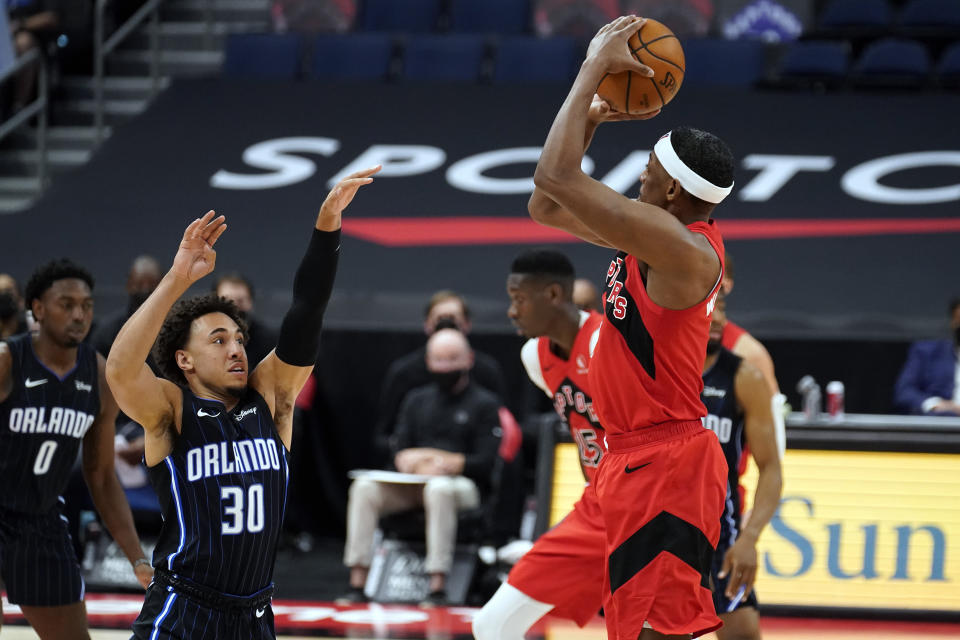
[796,375,821,420]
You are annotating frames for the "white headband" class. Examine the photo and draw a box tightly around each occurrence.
[653,132,733,204]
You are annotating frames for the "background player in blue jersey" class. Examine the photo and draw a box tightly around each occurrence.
[107,166,380,639]
[701,291,783,640]
[0,259,152,639]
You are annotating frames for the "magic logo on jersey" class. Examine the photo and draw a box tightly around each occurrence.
[185,437,282,481]
[7,406,95,439]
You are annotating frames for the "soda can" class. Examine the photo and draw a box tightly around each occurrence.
[826,381,845,419]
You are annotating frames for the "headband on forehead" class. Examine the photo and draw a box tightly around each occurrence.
[653,132,733,204]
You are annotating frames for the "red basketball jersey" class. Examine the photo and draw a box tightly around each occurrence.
[721,319,747,350]
[522,311,605,482]
[589,219,725,434]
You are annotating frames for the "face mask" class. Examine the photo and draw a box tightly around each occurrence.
[430,369,467,393]
[432,316,460,333]
[0,292,18,321]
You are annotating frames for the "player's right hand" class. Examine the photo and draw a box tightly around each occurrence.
[171,210,227,284]
[586,16,655,77]
[588,94,661,123]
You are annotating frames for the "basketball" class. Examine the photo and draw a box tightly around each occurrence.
[596,19,685,115]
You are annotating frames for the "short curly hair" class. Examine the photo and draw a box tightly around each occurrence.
[24,259,95,306]
[152,294,249,385]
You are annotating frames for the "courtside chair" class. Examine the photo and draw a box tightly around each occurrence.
[852,37,932,87]
[449,0,531,34]
[310,33,394,81]
[936,41,960,88]
[222,33,303,79]
[899,0,960,32]
[777,40,851,88]
[359,0,443,32]
[682,38,767,87]
[492,36,576,84]
[817,0,893,39]
[400,34,486,82]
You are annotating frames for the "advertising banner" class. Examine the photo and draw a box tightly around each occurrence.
[550,444,960,611]
[3,80,959,337]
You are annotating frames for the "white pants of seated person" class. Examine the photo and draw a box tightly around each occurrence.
[343,475,480,574]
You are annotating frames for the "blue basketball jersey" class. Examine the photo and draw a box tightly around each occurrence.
[148,386,289,595]
[700,348,746,547]
[0,334,100,514]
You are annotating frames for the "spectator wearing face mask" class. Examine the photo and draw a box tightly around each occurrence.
[339,328,502,606]
[372,290,505,467]
[894,297,960,416]
[0,273,28,339]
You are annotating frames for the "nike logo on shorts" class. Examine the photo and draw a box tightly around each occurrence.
[624,462,651,474]
[25,377,47,388]
[255,607,266,618]
[197,408,221,418]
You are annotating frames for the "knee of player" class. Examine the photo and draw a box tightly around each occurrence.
[717,613,762,640]
[471,605,501,640]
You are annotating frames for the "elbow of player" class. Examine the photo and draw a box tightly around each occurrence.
[104,356,126,390]
[532,167,574,204]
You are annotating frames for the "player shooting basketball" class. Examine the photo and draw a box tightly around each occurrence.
[529,15,736,639]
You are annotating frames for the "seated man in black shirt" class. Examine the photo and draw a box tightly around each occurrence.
[341,328,502,606]
[373,290,505,465]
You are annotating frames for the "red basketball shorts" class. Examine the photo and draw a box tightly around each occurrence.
[507,483,605,626]
[595,420,728,639]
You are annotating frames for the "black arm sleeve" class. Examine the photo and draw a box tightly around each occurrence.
[275,228,341,367]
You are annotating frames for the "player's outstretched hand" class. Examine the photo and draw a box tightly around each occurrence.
[134,562,154,590]
[718,535,758,600]
[317,165,381,230]
[586,16,655,77]
[588,94,660,123]
[171,210,226,284]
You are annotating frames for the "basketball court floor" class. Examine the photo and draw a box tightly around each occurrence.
[3,594,959,639]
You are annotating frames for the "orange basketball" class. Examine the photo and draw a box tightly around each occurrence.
[596,19,685,115]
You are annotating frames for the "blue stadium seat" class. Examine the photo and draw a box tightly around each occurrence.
[450,0,530,34]
[310,34,394,81]
[493,36,575,84]
[401,35,486,82]
[936,41,960,86]
[222,33,303,79]
[900,0,960,29]
[819,0,892,29]
[778,40,851,84]
[853,37,931,86]
[682,38,767,87]
[359,0,442,33]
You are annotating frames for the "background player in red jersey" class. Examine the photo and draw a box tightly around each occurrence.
[473,249,605,639]
[530,15,736,640]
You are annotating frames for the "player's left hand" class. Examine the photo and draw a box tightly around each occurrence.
[317,165,381,230]
[718,536,758,599]
[588,94,660,123]
[586,16,655,77]
[134,561,154,590]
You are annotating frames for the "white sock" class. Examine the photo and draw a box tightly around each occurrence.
[472,582,555,640]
